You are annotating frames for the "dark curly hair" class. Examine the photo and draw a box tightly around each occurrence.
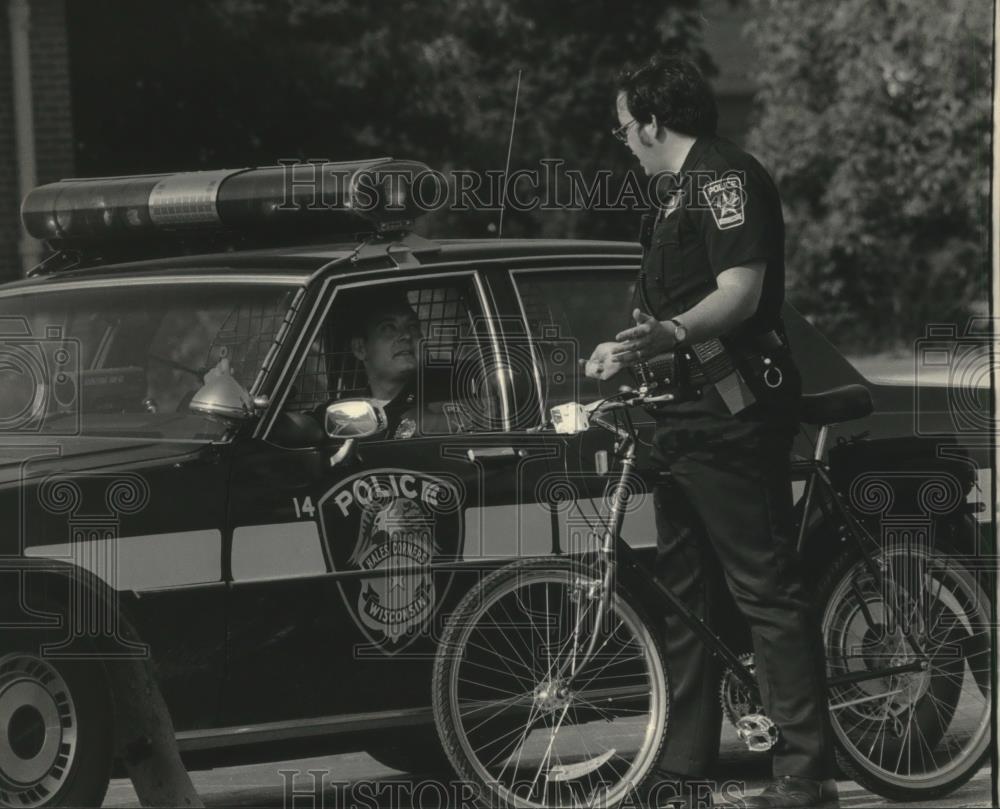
[344,288,417,340]
[617,55,717,138]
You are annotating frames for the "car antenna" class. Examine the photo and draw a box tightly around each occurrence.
[497,69,522,240]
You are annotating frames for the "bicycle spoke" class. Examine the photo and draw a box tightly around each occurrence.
[522,580,561,673]
[461,693,533,732]
[466,623,536,688]
[892,698,918,775]
[571,693,651,720]
[823,543,990,793]
[531,703,571,794]
[851,579,878,627]
[546,583,553,684]
[492,706,543,776]
[495,595,544,679]
[570,626,636,693]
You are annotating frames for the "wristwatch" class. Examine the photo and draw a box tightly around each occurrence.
[668,317,688,345]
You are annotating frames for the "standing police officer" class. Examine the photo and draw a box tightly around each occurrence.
[585,56,837,809]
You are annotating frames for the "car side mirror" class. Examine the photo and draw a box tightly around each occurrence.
[189,373,255,423]
[324,399,387,440]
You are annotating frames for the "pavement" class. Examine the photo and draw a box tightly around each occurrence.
[102,726,994,808]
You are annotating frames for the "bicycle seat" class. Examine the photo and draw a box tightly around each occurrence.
[799,384,874,426]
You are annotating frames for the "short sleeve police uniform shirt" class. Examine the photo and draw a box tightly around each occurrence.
[639,136,785,336]
[636,136,788,418]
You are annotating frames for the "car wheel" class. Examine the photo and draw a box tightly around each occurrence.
[0,644,113,808]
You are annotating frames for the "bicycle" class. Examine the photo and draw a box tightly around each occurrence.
[431,384,991,808]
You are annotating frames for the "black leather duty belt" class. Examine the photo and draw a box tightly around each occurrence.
[686,329,786,387]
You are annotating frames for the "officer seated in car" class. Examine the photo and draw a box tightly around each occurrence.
[343,290,495,439]
[343,291,429,439]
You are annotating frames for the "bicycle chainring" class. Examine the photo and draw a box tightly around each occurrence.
[719,653,765,727]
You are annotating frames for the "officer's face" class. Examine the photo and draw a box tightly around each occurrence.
[352,307,422,384]
[616,92,664,176]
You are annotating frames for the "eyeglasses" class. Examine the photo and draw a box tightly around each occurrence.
[612,119,638,144]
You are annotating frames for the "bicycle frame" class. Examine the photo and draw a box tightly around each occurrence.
[793,424,927,659]
[566,404,928,695]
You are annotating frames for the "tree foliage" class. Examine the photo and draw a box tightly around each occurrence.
[69,0,710,239]
[69,1,989,350]
[744,0,992,351]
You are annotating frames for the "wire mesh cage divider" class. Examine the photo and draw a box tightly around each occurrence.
[284,285,481,412]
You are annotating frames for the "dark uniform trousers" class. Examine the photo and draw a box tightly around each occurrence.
[649,411,835,779]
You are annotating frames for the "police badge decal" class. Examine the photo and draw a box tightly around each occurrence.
[318,468,464,654]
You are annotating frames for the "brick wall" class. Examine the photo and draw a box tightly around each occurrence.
[30,0,74,186]
[0,7,18,283]
[0,0,74,283]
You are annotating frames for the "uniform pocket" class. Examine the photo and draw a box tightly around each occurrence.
[651,214,715,311]
[653,215,681,248]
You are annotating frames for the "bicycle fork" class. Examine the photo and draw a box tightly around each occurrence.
[556,425,636,684]
[556,428,763,695]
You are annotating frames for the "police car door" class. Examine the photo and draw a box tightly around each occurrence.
[222,271,554,726]
[505,265,660,561]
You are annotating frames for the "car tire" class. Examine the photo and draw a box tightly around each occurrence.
[0,635,113,808]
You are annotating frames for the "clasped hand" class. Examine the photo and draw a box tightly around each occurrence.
[582,309,677,380]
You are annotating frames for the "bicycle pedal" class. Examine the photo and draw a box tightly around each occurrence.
[735,714,779,752]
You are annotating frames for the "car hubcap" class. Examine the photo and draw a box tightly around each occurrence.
[0,654,78,806]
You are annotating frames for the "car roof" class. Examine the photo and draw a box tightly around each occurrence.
[1,236,642,293]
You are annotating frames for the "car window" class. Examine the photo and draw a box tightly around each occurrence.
[0,282,298,439]
[284,278,503,437]
[511,268,637,413]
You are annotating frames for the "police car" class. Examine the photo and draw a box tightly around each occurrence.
[0,159,989,807]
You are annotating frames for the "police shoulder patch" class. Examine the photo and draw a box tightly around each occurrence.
[703,174,746,230]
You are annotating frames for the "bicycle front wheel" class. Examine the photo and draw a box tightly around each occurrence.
[820,540,991,801]
[432,557,669,809]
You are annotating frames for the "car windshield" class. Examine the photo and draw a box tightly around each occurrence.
[0,280,299,440]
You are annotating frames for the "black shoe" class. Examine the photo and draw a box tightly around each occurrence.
[634,769,715,808]
[717,776,838,809]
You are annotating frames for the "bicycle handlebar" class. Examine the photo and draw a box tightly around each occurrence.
[548,388,651,436]
[535,386,675,437]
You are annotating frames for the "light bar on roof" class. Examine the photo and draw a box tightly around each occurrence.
[21,158,431,247]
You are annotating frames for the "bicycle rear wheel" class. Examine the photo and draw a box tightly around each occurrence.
[432,557,669,809]
[819,540,991,801]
